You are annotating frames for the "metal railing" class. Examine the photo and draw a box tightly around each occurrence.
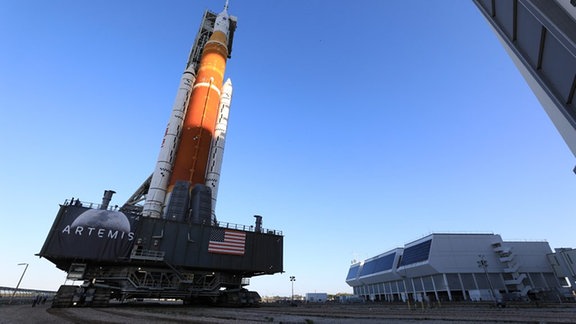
[62,198,283,236]
[131,249,166,261]
[63,198,120,211]
[216,221,283,236]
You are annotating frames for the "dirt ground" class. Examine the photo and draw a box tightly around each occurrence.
[2,302,576,323]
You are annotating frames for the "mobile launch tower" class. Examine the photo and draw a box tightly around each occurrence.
[38,2,283,307]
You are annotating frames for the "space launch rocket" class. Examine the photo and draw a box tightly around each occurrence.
[142,2,234,220]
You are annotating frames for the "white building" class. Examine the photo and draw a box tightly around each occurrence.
[305,293,327,303]
[346,233,567,302]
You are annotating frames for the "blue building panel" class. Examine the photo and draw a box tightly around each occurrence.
[399,240,432,267]
[346,264,360,280]
[359,253,396,277]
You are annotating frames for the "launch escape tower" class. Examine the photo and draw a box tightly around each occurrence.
[38,4,283,307]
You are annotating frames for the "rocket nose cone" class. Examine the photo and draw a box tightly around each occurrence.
[214,0,231,36]
[218,8,229,18]
[217,0,230,21]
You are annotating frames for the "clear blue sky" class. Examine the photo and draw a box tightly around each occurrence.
[1,0,575,297]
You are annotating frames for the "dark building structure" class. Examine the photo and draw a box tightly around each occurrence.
[473,0,576,160]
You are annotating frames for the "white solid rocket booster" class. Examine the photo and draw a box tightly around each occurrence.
[142,66,196,218]
[205,78,233,220]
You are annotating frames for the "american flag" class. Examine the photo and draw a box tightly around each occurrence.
[208,228,246,255]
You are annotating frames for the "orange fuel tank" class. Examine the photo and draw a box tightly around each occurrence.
[168,9,230,191]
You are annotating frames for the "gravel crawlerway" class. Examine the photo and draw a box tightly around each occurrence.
[2,302,576,323]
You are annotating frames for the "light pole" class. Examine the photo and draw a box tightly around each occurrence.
[9,263,29,305]
[477,255,496,303]
[290,276,296,304]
